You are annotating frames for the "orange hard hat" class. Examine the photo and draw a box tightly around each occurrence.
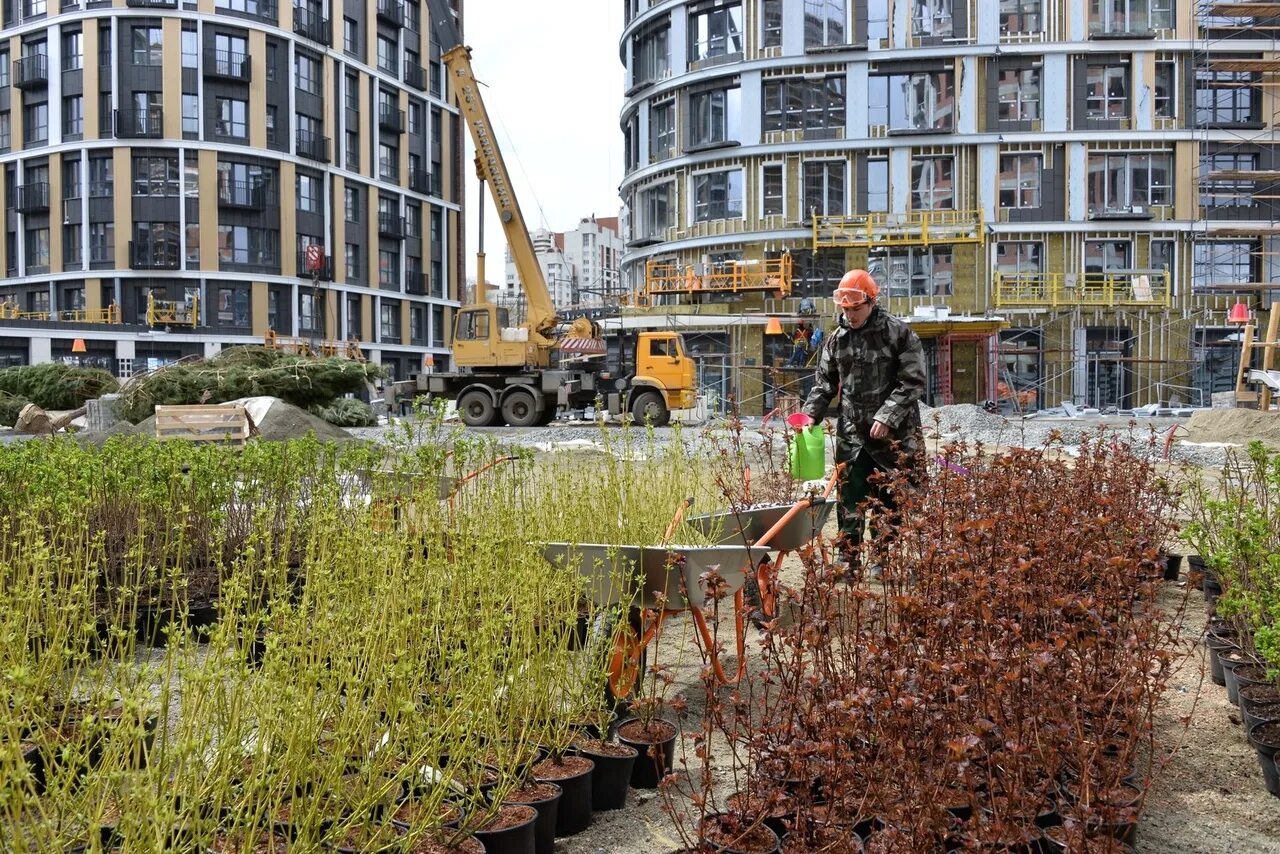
[833,269,879,306]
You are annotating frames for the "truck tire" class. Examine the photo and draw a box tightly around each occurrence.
[501,389,540,428]
[630,391,670,427]
[457,390,497,427]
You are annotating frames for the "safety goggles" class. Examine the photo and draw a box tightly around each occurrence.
[833,290,871,308]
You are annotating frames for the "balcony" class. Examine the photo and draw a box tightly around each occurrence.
[14,54,48,90]
[115,107,164,139]
[379,106,405,133]
[0,303,121,324]
[218,179,269,210]
[130,238,181,271]
[15,182,50,213]
[376,0,403,25]
[295,251,333,280]
[812,210,984,249]
[992,272,1171,309]
[126,0,178,7]
[296,129,330,162]
[405,266,428,294]
[409,167,431,194]
[378,212,405,238]
[293,6,331,44]
[405,61,426,90]
[204,49,252,81]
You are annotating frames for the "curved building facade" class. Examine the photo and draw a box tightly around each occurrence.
[0,0,464,381]
[619,0,1275,411]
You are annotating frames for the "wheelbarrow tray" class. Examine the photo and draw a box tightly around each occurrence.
[354,469,456,500]
[688,498,836,552]
[541,543,771,610]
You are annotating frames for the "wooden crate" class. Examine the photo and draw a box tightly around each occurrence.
[154,405,250,445]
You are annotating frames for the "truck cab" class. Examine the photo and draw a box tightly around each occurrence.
[626,332,697,424]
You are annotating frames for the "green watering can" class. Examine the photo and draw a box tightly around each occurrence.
[786,413,826,481]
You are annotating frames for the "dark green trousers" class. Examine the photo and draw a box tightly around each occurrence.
[836,449,898,557]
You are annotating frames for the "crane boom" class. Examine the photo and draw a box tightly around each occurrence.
[425,0,557,347]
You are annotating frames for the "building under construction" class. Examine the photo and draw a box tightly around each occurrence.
[617,0,1280,415]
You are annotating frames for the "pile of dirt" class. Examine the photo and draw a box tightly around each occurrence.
[1184,409,1280,449]
[129,397,352,443]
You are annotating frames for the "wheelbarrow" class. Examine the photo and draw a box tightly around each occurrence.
[360,454,520,530]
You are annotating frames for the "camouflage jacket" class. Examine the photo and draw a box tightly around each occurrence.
[801,306,926,467]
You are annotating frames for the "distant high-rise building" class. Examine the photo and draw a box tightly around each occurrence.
[0,0,465,383]
[502,215,624,314]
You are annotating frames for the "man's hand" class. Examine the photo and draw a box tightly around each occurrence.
[869,420,890,440]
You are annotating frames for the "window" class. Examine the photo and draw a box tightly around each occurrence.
[64,159,82,198]
[692,169,744,222]
[380,301,400,340]
[410,305,427,345]
[636,182,673,239]
[63,96,83,138]
[62,32,82,71]
[215,98,248,138]
[763,0,783,47]
[1085,62,1129,120]
[1000,0,1041,34]
[1155,60,1176,119]
[266,106,277,144]
[133,155,179,196]
[89,223,113,262]
[687,86,740,148]
[346,73,360,110]
[377,36,398,75]
[999,153,1041,208]
[0,113,8,150]
[216,0,272,15]
[379,143,398,181]
[865,158,888,212]
[1200,152,1256,209]
[213,33,248,76]
[1196,68,1257,125]
[132,26,163,66]
[64,225,83,266]
[380,248,398,286]
[912,155,954,210]
[347,130,360,171]
[218,225,279,266]
[409,103,423,135]
[347,295,361,339]
[24,103,48,144]
[1088,0,1172,35]
[404,205,420,237]
[803,160,845,218]
[27,291,50,315]
[912,0,952,39]
[804,0,846,47]
[762,164,784,217]
[217,287,250,326]
[295,52,321,95]
[1151,238,1175,290]
[1086,152,1172,213]
[763,75,846,134]
[268,288,280,330]
[345,185,361,221]
[688,2,743,64]
[1193,241,1254,293]
[266,43,277,80]
[89,156,112,196]
[183,94,199,136]
[0,51,8,88]
[181,28,198,69]
[344,17,359,54]
[869,71,954,131]
[346,243,361,280]
[405,0,419,31]
[26,228,51,270]
[994,240,1044,278]
[867,246,954,296]
[1084,239,1131,273]
[632,23,670,88]
[216,161,268,205]
[997,67,1040,122]
[297,173,321,213]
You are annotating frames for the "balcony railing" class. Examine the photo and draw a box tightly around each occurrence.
[405,267,427,294]
[14,54,48,89]
[293,6,331,44]
[379,106,405,133]
[405,61,426,90]
[204,49,252,81]
[296,129,330,162]
[218,179,269,210]
[812,210,984,249]
[992,272,1171,309]
[376,0,403,26]
[0,303,122,324]
[130,238,181,270]
[408,168,431,194]
[115,107,164,139]
[15,182,50,213]
[378,212,405,238]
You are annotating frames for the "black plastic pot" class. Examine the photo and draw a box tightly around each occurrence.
[1163,552,1182,581]
[473,803,537,854]
[503,782,561,854]
[532,755,594,836]
[780,829,863,852]
[1247,720,1280,797]
[1206,637,1237,687]
[1187,554,1207,575]
[1203,573,1223,608]
[1243,701,1280,734]
[698,814,780,854]
[617,718,677,789]
[1221,650,1258,706]
[576,740,637,810]
[1233,664,1273,705]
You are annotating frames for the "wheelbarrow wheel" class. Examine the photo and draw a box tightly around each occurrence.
[599,609,647,708]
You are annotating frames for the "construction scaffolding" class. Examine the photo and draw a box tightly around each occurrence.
[643,255,793,300]
[812,209,984,249]
[0,302,121,324]
[263,329,366,361]
[146,293,199,328]
[993,272,1172,309]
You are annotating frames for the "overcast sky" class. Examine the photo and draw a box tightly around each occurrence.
[461,0,626,284]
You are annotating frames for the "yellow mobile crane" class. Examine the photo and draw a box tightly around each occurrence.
[416,0,696,427]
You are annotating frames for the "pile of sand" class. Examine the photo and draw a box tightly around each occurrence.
[127,397,351,442]
[1184,409,1280,449]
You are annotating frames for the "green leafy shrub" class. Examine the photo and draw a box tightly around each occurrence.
[0,363,118,410]
[309,398,378,427]
[0,391,30,427]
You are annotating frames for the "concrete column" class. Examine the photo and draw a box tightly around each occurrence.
[1067,142,1087,222]
[1043,54,1069,133]
[848,62,868,140]
[977,143,998,223]
[30,336,52,364]
[957,55,978,135]
[890,147,910,213]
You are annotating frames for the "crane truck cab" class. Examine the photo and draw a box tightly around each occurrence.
[625,332,697,426]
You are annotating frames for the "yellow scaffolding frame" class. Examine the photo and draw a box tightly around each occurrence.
[0,303,121,323]
[643,255,793,299]
[993,272,1172,309]
[146,293,200,328]
[264,329,365,361]
[812,209,985,248]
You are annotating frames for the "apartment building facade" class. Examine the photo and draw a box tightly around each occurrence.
[500,215,624,316]
[619,0,1276,411]
[0,0,464,381]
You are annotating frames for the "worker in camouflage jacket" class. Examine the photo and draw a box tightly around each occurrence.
[799,269,927,559]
